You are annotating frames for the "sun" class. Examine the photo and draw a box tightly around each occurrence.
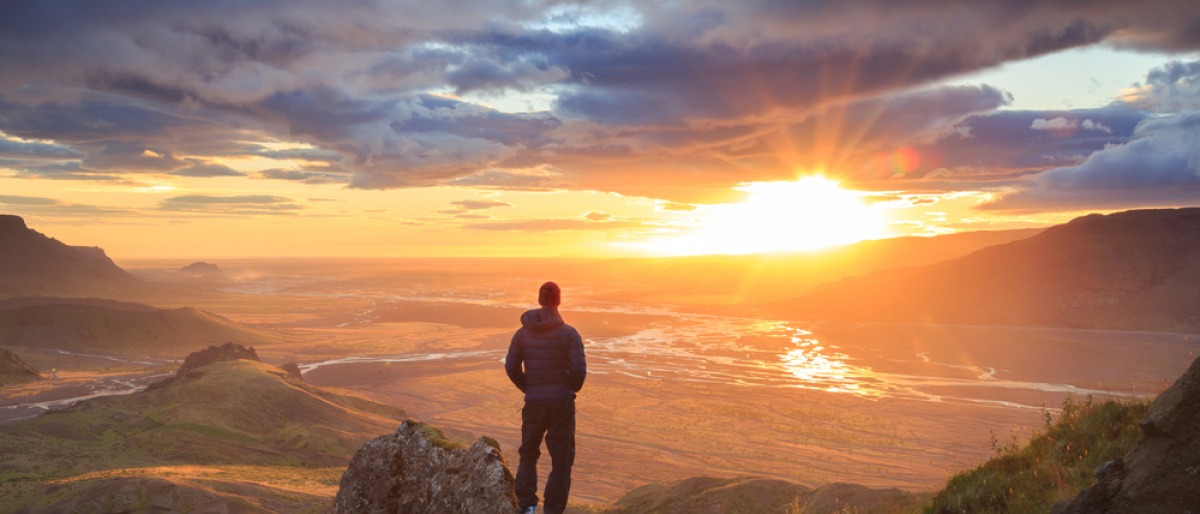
[633,176,890,255]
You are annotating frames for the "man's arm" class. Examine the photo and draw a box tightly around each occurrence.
[567,329,586,392]
[505,330,527,392]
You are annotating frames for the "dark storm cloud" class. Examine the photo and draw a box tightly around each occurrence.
[0,137,80,159]
[983,111,1200,211]
[898,104,1147,181]
[0,1,1198,197]
[982,60,1200,212]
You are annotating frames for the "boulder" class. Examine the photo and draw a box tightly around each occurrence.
[1053,355,1200,513]
[333,420,517,514]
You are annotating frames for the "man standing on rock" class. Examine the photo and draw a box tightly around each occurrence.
[505,281,587,514]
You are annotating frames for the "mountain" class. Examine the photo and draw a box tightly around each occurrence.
[179,261,220,274]
[0,215,140,298]
[0,346,408,512]
[0,297,274,353]
[588,228,1042,304]
[0,347,42,386]
[768,208,1200,331]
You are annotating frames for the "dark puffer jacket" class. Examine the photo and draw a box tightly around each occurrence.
[505,308,586,403]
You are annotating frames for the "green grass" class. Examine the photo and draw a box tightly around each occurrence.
[415,421,463,450]
[926,395,1148,514]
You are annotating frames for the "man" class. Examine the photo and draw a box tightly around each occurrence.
[505,281,586,514]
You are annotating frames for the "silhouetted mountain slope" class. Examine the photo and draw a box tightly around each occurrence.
[593,228,1041,304]
[0,215,139,298]
[0,347,42,386]
[0,298,274,352]
[769,208,1200,331]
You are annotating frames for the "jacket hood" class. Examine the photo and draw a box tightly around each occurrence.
[520,308,564,332]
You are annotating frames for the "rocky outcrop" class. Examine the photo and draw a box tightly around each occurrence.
[333,420,517,513]
[0,347,42,385]
[177,342,260,377]
[180,261,220,274]
[280,362,304,382]
[1053,355,1200,513]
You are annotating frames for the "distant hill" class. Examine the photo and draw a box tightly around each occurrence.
[0,297,275,353]
[0,347,42,386]
[0,355,408,512]
[0,215,140,298]
[768,208,1200,332]
[180,261,220,274]
[593,228,1042,304]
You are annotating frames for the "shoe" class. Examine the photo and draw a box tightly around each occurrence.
[521,507,536,514]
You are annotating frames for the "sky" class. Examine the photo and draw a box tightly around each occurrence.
[1,1,1199,258]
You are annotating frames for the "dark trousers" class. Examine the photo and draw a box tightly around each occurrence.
[515,399,575,514]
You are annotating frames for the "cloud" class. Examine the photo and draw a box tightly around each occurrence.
[977,60,1200,211]
[1124,59,1200,112]
[443,169,566,190]
[0,194,59,205]
[984,110,1200,211]
[659,202,696,211]
[161,194,304,214]
[887,104,1147,185]
[170,159,245,177]
[0,1,1198,200]
[450,199,512,210]
[0,194,135,217]
[467,218,648,232]
[0,137,81,159]
[257,168,345,184]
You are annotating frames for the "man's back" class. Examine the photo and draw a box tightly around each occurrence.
[506,307,586,403]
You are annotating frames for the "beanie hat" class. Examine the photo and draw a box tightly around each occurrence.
[538,281,561,307]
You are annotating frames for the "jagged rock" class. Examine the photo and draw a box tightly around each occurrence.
[177,342,260,377]
[180,261,220,274]
[1053,355,1200,513]
[0,347,42,385]
[333,420,517,514]
[280,362,304,382]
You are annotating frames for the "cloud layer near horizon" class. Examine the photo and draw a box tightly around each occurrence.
[1,1,1199,211]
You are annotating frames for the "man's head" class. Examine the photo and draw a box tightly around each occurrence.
[538,281,561,307]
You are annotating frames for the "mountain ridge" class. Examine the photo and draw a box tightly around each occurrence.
[0,214,140,299]
[767,207,1200,332]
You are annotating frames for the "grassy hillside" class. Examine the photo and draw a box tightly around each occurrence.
[926,397,1148,513]
[0,299,275,353]
[0,359,407,512]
